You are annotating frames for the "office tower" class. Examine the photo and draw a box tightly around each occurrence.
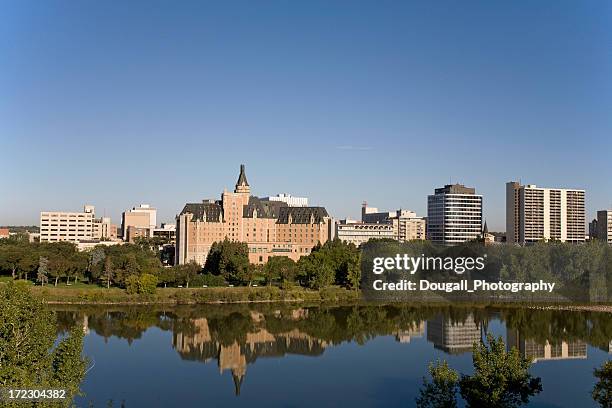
[427,184,483,245]
[40,205,96,243]
[175,165,332,265]
[426,315,481,354]
[597,210,612,244]
[121,204,157,239]
[506,182,585,244]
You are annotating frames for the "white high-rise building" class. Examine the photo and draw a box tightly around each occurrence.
[597,210,612,244]
[506,182,585,244]
[265,194,308,207]
[427,184,483,245]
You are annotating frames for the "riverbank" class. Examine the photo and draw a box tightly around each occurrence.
[30,285,361,305]
[21,284,612,311]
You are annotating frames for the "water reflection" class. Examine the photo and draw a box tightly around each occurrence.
[54,304,612,403]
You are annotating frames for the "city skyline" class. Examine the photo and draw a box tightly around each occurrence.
[2,1,611,230]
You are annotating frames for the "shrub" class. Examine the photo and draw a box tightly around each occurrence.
[191,273,227,287]
[139,273,158,295]
[125,275,140,294]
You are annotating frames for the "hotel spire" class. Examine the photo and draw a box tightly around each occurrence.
[235,164,250,194]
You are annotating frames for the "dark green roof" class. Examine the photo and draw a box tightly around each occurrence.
[180,202,222,222]
[243,197,286,218]
[276,207,329,224]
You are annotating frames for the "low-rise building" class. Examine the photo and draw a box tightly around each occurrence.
[152,223,176,244]
[77,240,123,251]
[362,203,426,242]
[93,217,116,240]
[0,228,9,239]
[335,219,394,247]
[264,194,309,207]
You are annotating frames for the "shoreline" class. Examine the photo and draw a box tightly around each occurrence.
[16,283,612,311]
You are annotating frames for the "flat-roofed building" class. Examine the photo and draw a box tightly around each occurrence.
[122,204,157,240]
[597,210,612,244]
[335,219,394,247]
[426,315,481,354]
[506,330,587,362]
[265,194,308,207]
[93,217,114,240]
[506,182,585,244]
[361,204,426,242]
[40,205,96,243]
[0,228,9,239]
[427,184,483,245]
[153,223,176,244]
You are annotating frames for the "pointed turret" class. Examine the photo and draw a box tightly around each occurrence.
[235,164,250,194]
[483,220,489,234]
[232,370,244,396]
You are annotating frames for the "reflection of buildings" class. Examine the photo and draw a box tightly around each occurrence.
[172,313,328,395]
[427,315,481,354]
[506,331,587,362]
[394,321,425,343]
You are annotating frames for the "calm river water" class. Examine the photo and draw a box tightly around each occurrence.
[54,304,612,407]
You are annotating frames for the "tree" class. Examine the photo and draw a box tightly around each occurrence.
[48,256,70,286]
[0,244,24,279]
[298,252,334,289]
[0,282,87,405]
[138,273,158,294]
[88,247,106,282]
[125,275,140,295]
[264,256,296,286]
[418,335,542,408]
[17,251,38,280]
[37,256,49,286]
[181,261,201,288]
[459,334,542,407]
[593,360,612,407]
[115,254,141,286]
[416,360,459,408]
[103,256,114,289]
[204,239,250,285]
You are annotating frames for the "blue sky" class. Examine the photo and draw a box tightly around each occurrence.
[1,0,611,230]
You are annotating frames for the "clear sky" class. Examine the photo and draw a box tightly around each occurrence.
[1,0,611,230]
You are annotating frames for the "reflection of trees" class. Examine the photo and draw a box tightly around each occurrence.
[53,304,612,396]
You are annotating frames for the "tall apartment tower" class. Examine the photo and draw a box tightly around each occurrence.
[427,184,483,245]
[597,210,612,244]
[506,182,585,244]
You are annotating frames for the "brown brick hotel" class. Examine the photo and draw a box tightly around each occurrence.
[175,165,333,265]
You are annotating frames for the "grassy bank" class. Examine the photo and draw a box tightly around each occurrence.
[28,284,361,305]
